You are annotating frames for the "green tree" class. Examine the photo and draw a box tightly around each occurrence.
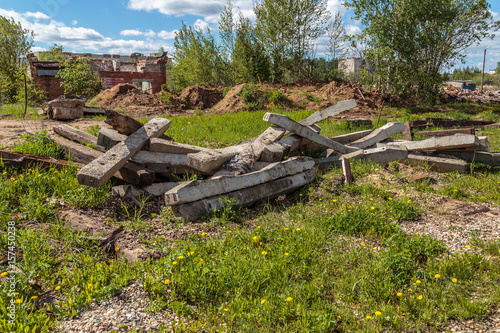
[38,44,66,62]
[496,61,500,74]
[0,16,34,103]
[326,12,346,61]
[156,47,167,57]
[346,0,500,103]
[218,0,236,84]
[56,57,104,97]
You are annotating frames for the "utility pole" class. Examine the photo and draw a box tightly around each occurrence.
[480,48,486,92]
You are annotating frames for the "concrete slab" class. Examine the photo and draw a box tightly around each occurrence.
[381,134,479,152]
[431,151,500,167]
[131,151,187,165]
[240,126,286,165]
[186,143,250,174]
[403,154,468,173]
[97,128,127,149]
[348,122,405,149]
[53,124,102,150]
[165,156,315,205]
[77,117,171,187]
[113,182,180,198]
[263,113,359,154]
[47,98,84,120]
[148,138,212,154]
[171,169,317,221]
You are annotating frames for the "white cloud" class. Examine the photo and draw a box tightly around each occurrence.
[194,19,210,31]
[0,8,173,55]
[127,0,225,18]
[120,29,144,36]
[158,30,178,40]
[72,20,78,25]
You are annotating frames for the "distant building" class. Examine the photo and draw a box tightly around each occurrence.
[338,57,372,76]
[27,52,168,100]
[489,69,496,75]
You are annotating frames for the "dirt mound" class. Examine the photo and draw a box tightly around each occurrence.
[179,83,224,109]
[212,83,247,113]
[318,81,384,112]
[294,78,326,87]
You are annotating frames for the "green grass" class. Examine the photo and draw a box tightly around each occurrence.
[0,103,43,120]
[1,106,500,332]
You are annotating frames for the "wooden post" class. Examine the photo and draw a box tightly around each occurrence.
[341,158,352,185]
[481,48,486,93]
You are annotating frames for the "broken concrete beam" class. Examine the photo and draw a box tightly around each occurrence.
[403,154,468,173]
[97,128,128,149]
[165,156,314,206]
[53,124,104,151]
[263,113,358,154]
[240,126,286,165]
[186,143,250,174]
[315,146,408,171]
[416,128,475,138]
[47,97,84,120]
[83,106,106,116]
[331,130,373,145]
[104,109,172,140]
[348,122,405,149]
[113,182,179,198]
[430,151,500,167]
[402,122,412,141]
[259,142,285,163]
[77,118,170,187]
[171,169,317,221]
[50,134,154,186]
[380,134,479,152]
[301,99,357,127]
[131,151,187,165]
[148,138,212,154]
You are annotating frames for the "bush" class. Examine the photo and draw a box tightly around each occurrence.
[267,90,287,104]
[160,91,174,105]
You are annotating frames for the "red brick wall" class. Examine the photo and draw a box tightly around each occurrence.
[34,76,65,100]
[99,70,166,93]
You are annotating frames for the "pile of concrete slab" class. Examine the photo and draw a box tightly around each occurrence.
[36,100,498,221]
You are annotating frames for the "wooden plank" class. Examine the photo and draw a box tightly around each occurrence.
[263,113,358,154]
[0,150,81,170]
[165,157,315,206]
[53,124,105,152]
[104,109,172,140]
[171,169,316,221]
[77,118,170,187]
[49,134,155,186]
[416,128,475,138]
[348,122,405,149]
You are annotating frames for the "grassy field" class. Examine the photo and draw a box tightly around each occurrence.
[0,102,500,332]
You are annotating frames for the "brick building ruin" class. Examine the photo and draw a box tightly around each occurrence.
[27,52,168,100]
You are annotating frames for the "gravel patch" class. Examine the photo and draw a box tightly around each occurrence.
[57,281,178,332]
[443,307,500,332]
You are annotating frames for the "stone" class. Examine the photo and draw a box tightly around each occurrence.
[47,97,85,120]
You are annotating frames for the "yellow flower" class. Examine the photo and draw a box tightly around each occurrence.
[299,193,303,197]
[296,228,301,231]
[164,279,170,284]
[370,206,375,210]
[452,278,457,283]
[435,274,441,279]
[257,226,261,229]
[284,253,289,256]
[253,236,259,243]
[178,256,184,260]
[366,315,372,320]
[0,272,7,277]
[10,177,15,181]
[388,197,393,201]
[370,198,373,201]
[228,230,232,233]
[285,227,289,231]
[115,247,119,251]
[416,280,421,284]
[200,258,204,263]
[375,311,382,316]
[261,251,267,255]
[201,232,207,237]
[407,199,412,204]
[31,296,38,300]
[286,297,293,302]
[332,199,337,202]
[223,308,228,312]
[397,292,402,297]
[172,261,178,265]
[55,286,61,291]
[15,299,22,304]
[417,295,423,300]
[337,315,341,319]
[87,284,93,290]
[465,245,470,249]
[261,299,266,304]
[189,251,194,256]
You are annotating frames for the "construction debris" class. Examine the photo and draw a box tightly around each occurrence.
[46,96,85,120]
[6,98,496,222]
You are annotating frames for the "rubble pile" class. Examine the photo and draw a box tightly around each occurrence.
[442,86,500,103]
[2,100,499,222]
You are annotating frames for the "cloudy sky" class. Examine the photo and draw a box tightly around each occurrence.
[1,0,499,71]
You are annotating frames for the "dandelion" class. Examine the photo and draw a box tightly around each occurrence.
[337,315,341,319]
[417,295,423,300]
[2,171,6,175]
[285,227,289,231]
[0,272,7,277]
[375,311,382,316]
[189,251,194,256]
[388,197,393,201]
[370,206,375,210]
[286,297,293,302]
[361,243,365,246]
[397,292,402,297]
[299,193,303,197]
[435,274,441,279]
[253,236,259,243]
[87,284,93,290]
[115,247,119,251]
[10,177,15,181]
[407,199,412,204]
[164,279,170,284]
[416,280,421,284]
[284,253,289,256]
[201,232,207,237]
[408,288,412,292]
[366,316,372,320]
[465,245,470,249]
[370,198,374,201]
[262,251,267,255]
[257,226,261,229]
[228,230,232,233]
[55,286,61,291]
[15,299,22,304]
[333,199,337,202]
[172,261,178,265]
[261,299,266,304]
[200,258,204,263]
[452,278,457,283]
[223,308,228,312]
[296,228,301,231]
[178,256,184,260]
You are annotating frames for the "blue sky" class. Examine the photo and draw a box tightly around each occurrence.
[1,0,499,72]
